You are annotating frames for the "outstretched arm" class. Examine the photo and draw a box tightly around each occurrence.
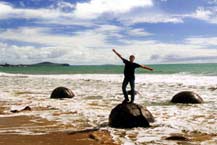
[112,49,124,60]
[140,64,154,71]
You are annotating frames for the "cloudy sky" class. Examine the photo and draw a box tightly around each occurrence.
[0,0,217,65]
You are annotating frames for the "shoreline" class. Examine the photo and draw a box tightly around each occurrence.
[1,63,217,76]
[0,72,216,144]
[0,115,119,145]
[0,102,118,145]
[0,130,118,145]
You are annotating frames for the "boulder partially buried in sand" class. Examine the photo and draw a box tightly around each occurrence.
[109,103,154,128]
[165,135,189,141]
[171,91,203,104]
[50,87,75,99]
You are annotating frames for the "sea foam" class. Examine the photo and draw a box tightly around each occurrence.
[0,73,216,144]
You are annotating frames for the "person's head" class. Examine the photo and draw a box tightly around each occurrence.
[129,55,135,63]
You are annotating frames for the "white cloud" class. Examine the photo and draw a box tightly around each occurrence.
[0,2,72,20]
[0,25,153,48]
[0,0,153,21]
[0,2,13,18]
[190,7,217,24]
[0,0,198,26]
[92,25,153,39]
[185,36,217,46]
[116,6,184,25]
[2,0,217,26]
[1,26,217,64]
[127,28,153,37]
[1,0,217,64]
[122,14,183,24]
[193,7,212,20]
[55,1,75,10]
[0,26,117,64]
[73,0,153,19]
[0,0,186,25]
[0,27,107,48]
[0,42,74,64]
[96,24,122,32]
[117,40,217,64]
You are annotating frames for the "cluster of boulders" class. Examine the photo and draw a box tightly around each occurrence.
[50,87,203,129]
[108,90,203,128]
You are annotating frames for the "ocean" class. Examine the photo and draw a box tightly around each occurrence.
[0,63,217,75]
[0,63,216,144]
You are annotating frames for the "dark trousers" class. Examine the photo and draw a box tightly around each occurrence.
[122,77,135,102]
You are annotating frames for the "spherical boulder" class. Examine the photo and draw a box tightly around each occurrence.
[50,87,75,99]
[171,91,203,104]
[109,103,154,128]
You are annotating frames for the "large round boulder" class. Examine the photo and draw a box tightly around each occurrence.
[109,103,154,128]
[171,91,203,104]
[50,87,75,99]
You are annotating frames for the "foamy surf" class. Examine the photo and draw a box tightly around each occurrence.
[0,73,216,144]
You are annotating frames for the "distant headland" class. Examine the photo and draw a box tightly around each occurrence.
[0,62,70,67]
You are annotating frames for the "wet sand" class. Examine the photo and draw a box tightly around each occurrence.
[0,130,118,145]
[0,115,119,145]
[0,73,217,144]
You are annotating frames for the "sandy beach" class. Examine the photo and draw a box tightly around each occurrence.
[0,99,118,145]
[0,112,216,145]
[0,73,216,144]
[0,108,216,145]
[0,114,118,145]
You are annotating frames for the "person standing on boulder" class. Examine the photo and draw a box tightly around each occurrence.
[112,49,153,103]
